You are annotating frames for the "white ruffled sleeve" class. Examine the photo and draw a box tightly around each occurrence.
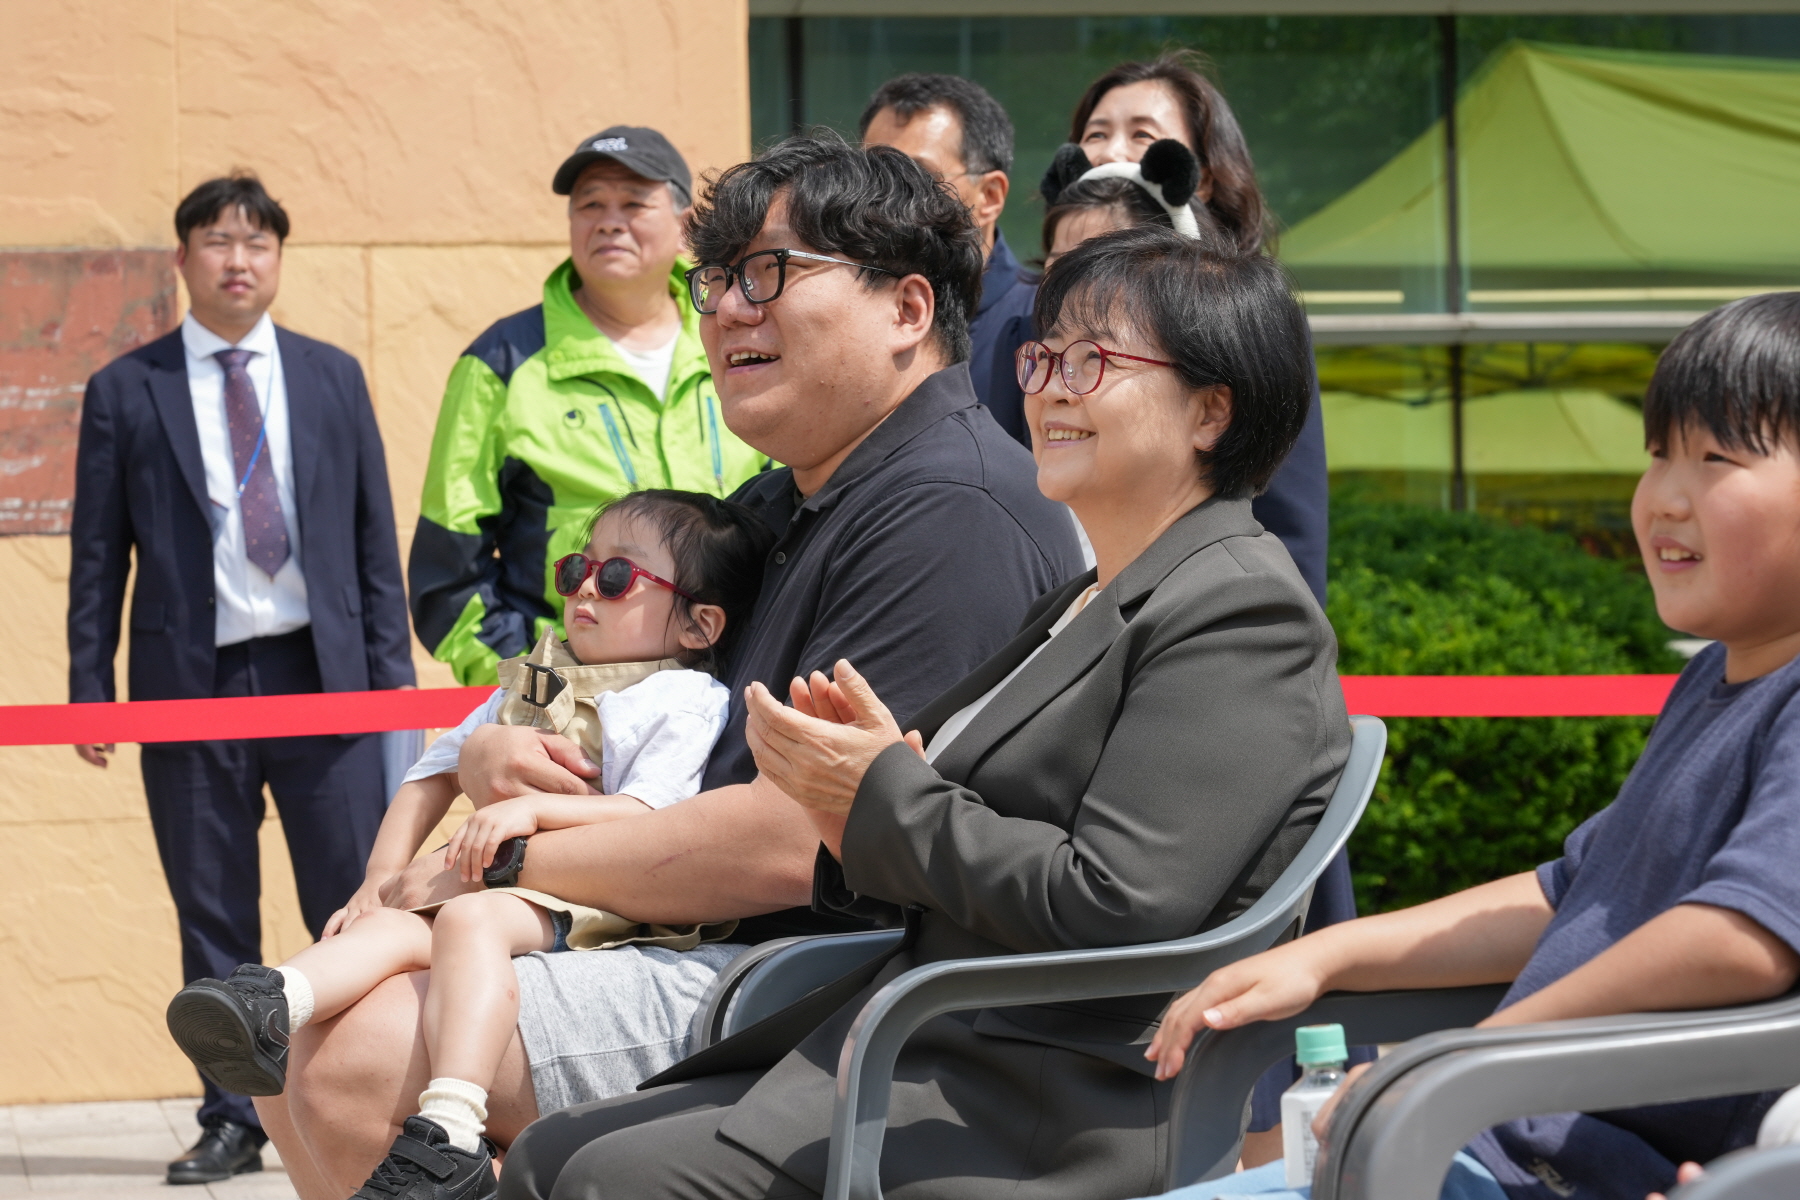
[597,670,731,809]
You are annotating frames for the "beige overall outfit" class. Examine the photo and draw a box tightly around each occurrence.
[416,631,737,952]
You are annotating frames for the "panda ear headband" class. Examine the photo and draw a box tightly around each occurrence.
[1039,139,1204,239]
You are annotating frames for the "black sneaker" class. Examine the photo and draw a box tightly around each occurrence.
[352,1116,497,1199]
[165,964,290,1096]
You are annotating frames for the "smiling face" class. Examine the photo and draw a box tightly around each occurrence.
[1080,79,1213,205]
[1081,80,1192,165]
[1025,300,1230,533]
[176,205,282,341]
[567,161,685,290]
[563,509,702,666]
[700,192,939,493]
[1632,425,1800,680]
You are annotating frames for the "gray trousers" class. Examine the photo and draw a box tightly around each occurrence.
[498,1071,818,1200]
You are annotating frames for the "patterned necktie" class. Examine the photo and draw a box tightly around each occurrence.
[215,348,290,577]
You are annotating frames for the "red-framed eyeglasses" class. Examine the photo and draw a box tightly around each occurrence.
[1015,339,1176,396]
[552,554,695,603]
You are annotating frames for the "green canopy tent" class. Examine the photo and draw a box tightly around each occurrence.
[1322,389,1649,475]
[1284,41,1800,305]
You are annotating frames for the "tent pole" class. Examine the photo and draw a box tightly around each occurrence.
[1449,343,1467,511]
[1439,12,1468,511]
[787,17,806,135]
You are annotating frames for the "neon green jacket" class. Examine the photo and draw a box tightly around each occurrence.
[409,258,768,684]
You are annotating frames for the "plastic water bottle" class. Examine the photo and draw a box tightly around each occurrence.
[1280,1023,1349,1188]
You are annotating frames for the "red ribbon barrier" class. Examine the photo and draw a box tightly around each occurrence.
[3,687,495,746]
[1339,674,1677,718]
[0,675,1680,747]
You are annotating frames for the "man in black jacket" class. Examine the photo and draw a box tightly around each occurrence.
[66,173,415,1185]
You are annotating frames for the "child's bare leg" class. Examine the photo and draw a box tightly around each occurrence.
[279,907,433,1023]
[422,891,554,1087]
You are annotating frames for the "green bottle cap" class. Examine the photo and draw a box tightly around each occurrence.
[1294,1023,1348,1066]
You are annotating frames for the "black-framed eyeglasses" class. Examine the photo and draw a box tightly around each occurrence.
[1015,339,1177,397]
[553,554,695,602]
[685,249,899,314]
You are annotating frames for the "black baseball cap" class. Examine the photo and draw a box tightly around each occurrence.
[553,126,693,205]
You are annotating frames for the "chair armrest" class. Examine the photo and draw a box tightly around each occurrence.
[691,937,812,1051]
[1669,1144,1800,1200]
[1313,993,1800,1200]
[1166,986,1509,1186]
[722,929,905,1040]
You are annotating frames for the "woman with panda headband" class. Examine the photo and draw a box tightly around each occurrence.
[1040,137,1215,264]
[1038,51,1355,1168]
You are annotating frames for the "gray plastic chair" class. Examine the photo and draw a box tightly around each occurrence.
[796,715,1389,1200]
[1668,1143,1800,1199]
[1283,989,1800,1200]
[1165,984,1510,1185]
[684,717,1386,1199]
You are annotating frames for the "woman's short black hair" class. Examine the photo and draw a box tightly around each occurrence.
[1033,226,1311,499]
[1644,292,1800,455]
[686,133,984,363]
[174,172,290,246]
[586,490,776,673]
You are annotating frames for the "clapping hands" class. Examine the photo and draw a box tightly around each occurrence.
[743,659,924,816]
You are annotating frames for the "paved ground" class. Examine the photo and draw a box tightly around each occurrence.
[0,1099,296,1199]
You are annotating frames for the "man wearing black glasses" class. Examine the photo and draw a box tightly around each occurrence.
[256,135,1084,1199]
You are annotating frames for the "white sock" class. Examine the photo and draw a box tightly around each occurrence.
[418,1077,489,1153]
[276,966,315,1034]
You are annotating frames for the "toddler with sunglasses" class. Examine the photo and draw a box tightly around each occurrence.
[163,490,774,1183]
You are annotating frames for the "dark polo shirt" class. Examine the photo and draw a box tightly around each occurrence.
[706,362,1085,940]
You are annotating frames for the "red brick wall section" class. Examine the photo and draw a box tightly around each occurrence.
[0,250,177,535]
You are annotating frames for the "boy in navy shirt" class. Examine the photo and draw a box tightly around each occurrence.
[1143,291,1800,1200]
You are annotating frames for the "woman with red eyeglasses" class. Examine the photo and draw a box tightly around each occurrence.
[165,489,774,1192]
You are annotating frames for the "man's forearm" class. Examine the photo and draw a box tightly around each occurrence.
[1320,871,1555,994]
[514,782,819,924]
[1485,903,1800,1028]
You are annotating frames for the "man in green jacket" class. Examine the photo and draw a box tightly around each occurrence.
[410,127,768,684]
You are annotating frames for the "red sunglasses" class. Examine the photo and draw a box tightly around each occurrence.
[553,554,695,602]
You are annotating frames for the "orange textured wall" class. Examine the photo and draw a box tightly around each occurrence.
[0,0,750,1105]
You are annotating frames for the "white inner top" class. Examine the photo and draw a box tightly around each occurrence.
[403,667,730,809]
[181,312,310,646]
[924,583,1101,764]
[613,329,680,402]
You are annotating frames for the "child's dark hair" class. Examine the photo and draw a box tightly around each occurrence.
[1645,292,1800,454]
[585,490,774,673]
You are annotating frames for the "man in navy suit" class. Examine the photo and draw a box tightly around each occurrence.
[67,173,415,1185]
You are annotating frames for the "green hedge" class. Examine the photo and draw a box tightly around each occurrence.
[1328,503,1685,913]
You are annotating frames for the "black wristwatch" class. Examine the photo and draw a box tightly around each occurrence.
[483,836,528,889]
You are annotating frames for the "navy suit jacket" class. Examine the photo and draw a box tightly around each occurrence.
[67,326,416,704]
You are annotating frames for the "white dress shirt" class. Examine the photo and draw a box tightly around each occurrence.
[181,312,310,646]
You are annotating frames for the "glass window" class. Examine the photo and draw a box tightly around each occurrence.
[750,15,1442,295]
